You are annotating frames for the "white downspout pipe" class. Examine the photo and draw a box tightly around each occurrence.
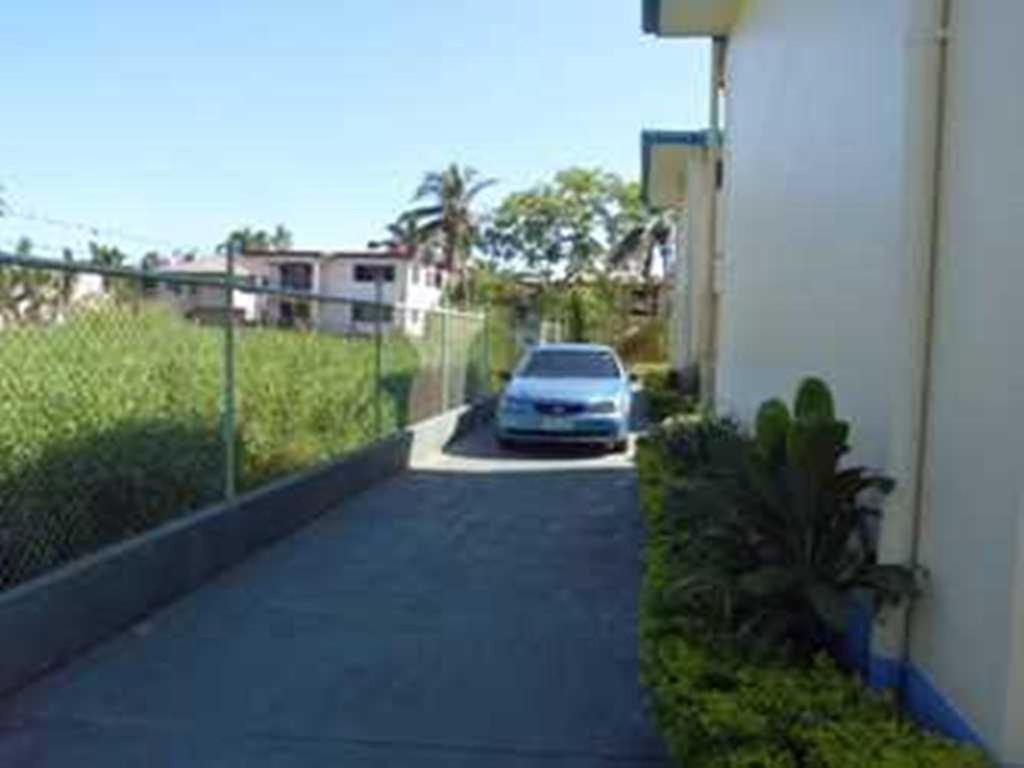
[701,37,726,407]
[874,0,951,687]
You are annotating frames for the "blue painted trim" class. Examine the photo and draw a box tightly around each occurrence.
[867,655,989,752]
[640,129,710,206]
[843,601,991,755]
[904,664,989,749]
[868,654,903,691]
[642,0,660,34]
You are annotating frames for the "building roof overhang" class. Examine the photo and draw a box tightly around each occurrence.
[642,0,740,37]
[641,130,711,207]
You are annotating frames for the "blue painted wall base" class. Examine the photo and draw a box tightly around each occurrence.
[842,600,990,754]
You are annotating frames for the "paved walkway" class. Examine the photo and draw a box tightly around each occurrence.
[0,431,666,767]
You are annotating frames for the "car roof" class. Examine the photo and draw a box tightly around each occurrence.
[530,343,617,354]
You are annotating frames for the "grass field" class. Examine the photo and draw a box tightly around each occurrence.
[0,305,434,587]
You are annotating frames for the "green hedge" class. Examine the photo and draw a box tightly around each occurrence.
[636,431,991,768]
[634,363,693,424]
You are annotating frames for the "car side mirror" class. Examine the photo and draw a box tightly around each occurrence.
[628,372,640,383]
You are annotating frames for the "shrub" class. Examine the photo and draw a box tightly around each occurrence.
[644,632,989,768]
[636,364,694,423]
[637,409,991,768]
[0,305,426,587]
[663,379,920,657]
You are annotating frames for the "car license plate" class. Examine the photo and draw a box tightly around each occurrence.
[541,417,572,432]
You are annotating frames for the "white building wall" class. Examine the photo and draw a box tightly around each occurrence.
[319,259,444,337]
[157,280,257,321]
[716,0,914,470]
[909,1,1024,760]
[712,0,1023,760]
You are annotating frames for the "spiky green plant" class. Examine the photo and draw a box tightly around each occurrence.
[664,378,921,657]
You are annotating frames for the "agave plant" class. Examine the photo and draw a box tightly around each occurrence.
[665,378,921,657]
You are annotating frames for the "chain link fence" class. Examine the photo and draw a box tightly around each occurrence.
[0,252,518,590]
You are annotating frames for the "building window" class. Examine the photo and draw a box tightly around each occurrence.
[354,264,395,283]
[411,265,420,285]
[410,309,420,324]
[433,270,443,288]
[279,263,313,291]
[352,303,394,323]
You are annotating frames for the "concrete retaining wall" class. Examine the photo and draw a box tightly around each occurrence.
[0,401,493,697]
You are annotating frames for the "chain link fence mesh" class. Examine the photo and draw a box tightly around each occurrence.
[0,270,227,589]
[0,255,515,590]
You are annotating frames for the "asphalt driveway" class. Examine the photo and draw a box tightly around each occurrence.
[0,430,666,766]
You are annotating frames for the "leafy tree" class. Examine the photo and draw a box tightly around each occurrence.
[88,241,126,269]
[140,251,163,271]
[218,225,293,254]
[402,164,496,286]
[140,251,165,294]
[88,241,126,287]
[481,168,648,280]
[88,241,139,303]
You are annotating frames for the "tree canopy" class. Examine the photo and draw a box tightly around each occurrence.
[481,168,669,280]
[217,225,293,254]
[401,164,496,273]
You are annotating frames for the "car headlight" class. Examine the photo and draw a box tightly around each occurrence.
[501,396,532,413]
[589,400,619,414]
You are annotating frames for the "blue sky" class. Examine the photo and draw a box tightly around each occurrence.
[1,1,708,261]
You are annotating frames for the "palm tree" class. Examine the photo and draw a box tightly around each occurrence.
[403,164,496,295]
[367,214,430,259]
[270,225,293,250]
[218,225,292,255]
[608,210,674,315]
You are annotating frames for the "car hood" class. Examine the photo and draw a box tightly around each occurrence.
[505,377,625,403]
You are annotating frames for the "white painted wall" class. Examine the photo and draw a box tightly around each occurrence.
[318,258,445,336]
[712,0,1023,761]
[908,1,1024,760]
[717,0,914,470]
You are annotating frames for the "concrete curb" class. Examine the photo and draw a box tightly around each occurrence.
[0,400,493,697]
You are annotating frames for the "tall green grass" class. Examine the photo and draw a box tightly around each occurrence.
[0,305,421,587]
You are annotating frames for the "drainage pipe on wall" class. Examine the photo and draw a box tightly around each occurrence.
[875,0,951,688]
[701,36,726,407]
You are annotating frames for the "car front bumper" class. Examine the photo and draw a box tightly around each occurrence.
[496,410,628,444]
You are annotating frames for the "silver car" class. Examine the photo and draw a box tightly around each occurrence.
[495,343,633,452]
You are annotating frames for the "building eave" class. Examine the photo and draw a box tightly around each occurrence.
[642,0,740,38]
[641,130,711,207]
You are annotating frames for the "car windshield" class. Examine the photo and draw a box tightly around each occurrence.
[521,350,620,379]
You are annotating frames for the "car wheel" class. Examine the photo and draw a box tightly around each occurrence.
[612,439,629,454]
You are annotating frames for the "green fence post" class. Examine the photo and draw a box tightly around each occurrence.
[223,244,237,500]
[482,307,491,397]
[440,310,449,413]
[374,278,383,439]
